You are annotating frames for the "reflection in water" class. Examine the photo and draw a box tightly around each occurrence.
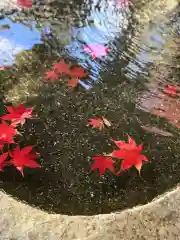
[1,0,132,88]
[137,14,180,129]
[63,0,131,88]
[124,23,169,79]
[0,17,42,66]
[1,0,174,88]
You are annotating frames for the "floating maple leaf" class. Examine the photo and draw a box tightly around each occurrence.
[88,117,111,130]
[9,146,40,176]
[69,66,88,78]
[1,104,33,127]
[91,155,114,176]
[110,136,148,172]
[0,152,9,171]
[17,0,32,8]
[0,121,18,144]
[52,59,71,75]
[111,136,138,151]
[45,71,59,81]
[84,44,110,59]
[163,86,179,97]
[67,77,79,88]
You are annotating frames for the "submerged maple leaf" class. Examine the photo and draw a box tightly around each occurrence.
[91,155,114,176]
[9,146,40,176]
[17,0,32,8]
[69,66,88,78]
[45,71,59,81]
[110,136,148,172]
[1,104,33,127]
[67,77,79,88]
[163,86,179,97]
[0,152,9,171]
[88,118,104,130]
[0,121,18,144]
[88,117,111,130]
[84,44,110,59]
[52,59,71,75]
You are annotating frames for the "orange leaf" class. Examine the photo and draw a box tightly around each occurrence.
[88,116,111,130]
[45,71,59,81]
[88,118,104,130]
[69,66,88,78]
[67,78,79,88]
[52,59,71,75]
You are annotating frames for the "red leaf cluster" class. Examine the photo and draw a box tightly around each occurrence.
[45,59,88,88]
[0,104,40,176]
[91,136,148,176]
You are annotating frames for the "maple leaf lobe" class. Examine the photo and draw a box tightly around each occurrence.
[2,104,33,127]
[45,71,59,81]
[10,146,40,176]
[0,121,18,144]
[0,152,9,171]
[91,155,114,176]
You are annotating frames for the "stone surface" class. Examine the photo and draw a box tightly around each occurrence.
[0,0,17,10]
[0,187,180,239]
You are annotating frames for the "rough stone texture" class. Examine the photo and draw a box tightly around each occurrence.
[0,187,180,240]
[0,0,179,239]
[0,0,17,10]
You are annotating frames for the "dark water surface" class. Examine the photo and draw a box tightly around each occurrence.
[0,0,180,215]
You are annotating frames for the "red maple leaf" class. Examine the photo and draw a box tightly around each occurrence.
[1,104,33,127]
[67,77,79,88]
[110,136,148,172]
[0,152,9,171]
[88,117,111,130]
[9,146,40,176]
[17,0,32,8]
[45,71,59,81]
[91,155,114,176]
[69,66,88,78]
[52,59,71,75]
[0,144,4,150]
[0,121,18,144]
[163,86,179,96]
[111,136,139,151]
[88,118,104,130]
